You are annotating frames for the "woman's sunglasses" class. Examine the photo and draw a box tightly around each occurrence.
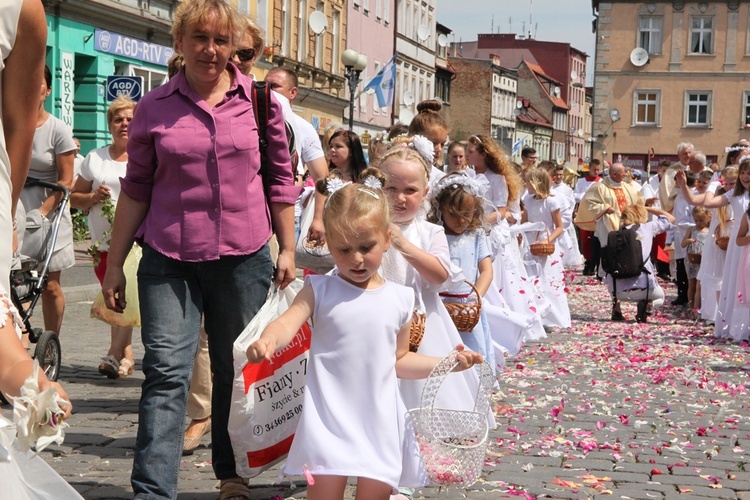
[234,48,256,63]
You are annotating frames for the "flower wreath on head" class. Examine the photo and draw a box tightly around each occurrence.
[738,154,750,165]
[725,145,750,153]
[431,169,490,200]
[408,135,435,166]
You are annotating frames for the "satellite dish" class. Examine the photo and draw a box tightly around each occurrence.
[630,47,649,67]
[516,100,523,109]
[571,70,578,81]
[569,146,576,155]
[399,108,415,124]
[308,11,328,35]
[577,128,584,137]
[437,34,448,47]
[553,86,561,97]
[402,91,415,106]
[570,126,576,135]
[416,24,430,41]
[581,71,586,80]
[609,108,621,122]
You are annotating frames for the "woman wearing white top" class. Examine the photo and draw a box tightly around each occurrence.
[71,95,136,379]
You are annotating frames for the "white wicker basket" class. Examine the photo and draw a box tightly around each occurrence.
[409,350,494,488]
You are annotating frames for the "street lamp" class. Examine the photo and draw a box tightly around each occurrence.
[341,48,368,132]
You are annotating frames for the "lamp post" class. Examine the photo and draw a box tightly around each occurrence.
[341,48,368,132]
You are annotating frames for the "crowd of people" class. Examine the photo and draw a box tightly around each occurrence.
[4,0,750,498]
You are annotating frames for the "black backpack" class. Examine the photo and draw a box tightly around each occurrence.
[601,224,648,280]
[251,81,299,196]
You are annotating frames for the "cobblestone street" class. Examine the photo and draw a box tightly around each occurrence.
[4,250,750,499]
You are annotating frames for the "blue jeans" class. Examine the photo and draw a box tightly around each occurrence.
[131,244,272,499]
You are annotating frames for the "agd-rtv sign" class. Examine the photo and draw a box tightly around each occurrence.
[106,76,143,102]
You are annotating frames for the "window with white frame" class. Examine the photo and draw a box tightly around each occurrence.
[685,91,711,127]
[315,2,324,68]
[362,0,369,14]
[633,90,660,126]
[744,91,750,127]
[255,0,269,34]
[237,0,249,15]
[638,16,662,55]
[375,0,381,20]
[371,61,381,114]
[117,64,167,92]
[297,0,307,60]
[383,0,389,24]
[690,16,713,54]
[282,0,291,56]
[332,10,340,74]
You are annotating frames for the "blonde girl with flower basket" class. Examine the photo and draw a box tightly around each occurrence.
[246,182,482,499]
[377,140,490,420]
[522,167,571,328]
[427,172,496,372]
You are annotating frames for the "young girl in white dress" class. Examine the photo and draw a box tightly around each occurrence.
[522,167,572,328]
[677,161,750,341]
[376,140,485,415]
[428,172,498,373]
[246,183,482,499]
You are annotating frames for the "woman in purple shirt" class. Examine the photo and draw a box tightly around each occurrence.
[101,1,299,498]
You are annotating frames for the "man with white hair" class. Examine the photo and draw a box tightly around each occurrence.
[658,142,694,212]
[575,163,645,319]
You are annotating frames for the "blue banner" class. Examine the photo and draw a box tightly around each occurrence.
[94,29,173,67]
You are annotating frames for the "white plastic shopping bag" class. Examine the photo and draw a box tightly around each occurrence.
[228,279,311,478]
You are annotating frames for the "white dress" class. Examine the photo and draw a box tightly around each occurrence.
[380,220,484,415]
[283,275,427,489]
[697,182,729,322]
[551,182,583,267]
[715,192,750,341]
[523,194,572,328]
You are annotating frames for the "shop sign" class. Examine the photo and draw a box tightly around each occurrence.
[106,76,143,102]
[94,29,173,67]
[60,52,74,127]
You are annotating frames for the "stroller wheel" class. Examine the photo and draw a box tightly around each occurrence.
[34,331,61,382]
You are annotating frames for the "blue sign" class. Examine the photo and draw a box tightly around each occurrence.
[95,29,173,67]
[106,76,143,102]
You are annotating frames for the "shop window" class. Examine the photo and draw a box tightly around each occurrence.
[116,64,167,93]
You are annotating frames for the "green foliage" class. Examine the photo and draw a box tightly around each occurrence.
[88,197,116,267]
[72,210,89,242]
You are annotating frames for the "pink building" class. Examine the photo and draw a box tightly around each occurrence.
[347,0,396,141]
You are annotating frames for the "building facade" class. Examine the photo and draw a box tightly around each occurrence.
[395,0,436,124]
[434,22,453,126]
[592,0,750,171]
[451,34,589,166]
[265,0,349,136]
[43,0,176,153]
[346,0,395,137]
[447,56,517,152]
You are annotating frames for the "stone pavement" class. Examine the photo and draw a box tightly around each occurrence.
[3,245,750,499]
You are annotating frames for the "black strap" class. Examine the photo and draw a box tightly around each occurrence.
[251,80,271,197]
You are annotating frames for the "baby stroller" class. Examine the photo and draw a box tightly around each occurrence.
[10,178,71,382]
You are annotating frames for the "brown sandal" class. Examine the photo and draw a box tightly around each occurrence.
[219,477,250,500]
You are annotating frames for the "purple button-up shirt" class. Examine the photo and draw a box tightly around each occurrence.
[121,64,300,262]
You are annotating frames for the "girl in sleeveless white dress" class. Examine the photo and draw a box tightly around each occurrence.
[377,145,485,416]
[521,168,572,328]
[246,183,482,498]
[676,165,750,340]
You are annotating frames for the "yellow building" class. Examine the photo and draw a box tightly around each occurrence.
[591,1,749,171]
[230,0,348,134]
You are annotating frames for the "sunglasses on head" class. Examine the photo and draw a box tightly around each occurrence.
[234,48,256,62]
